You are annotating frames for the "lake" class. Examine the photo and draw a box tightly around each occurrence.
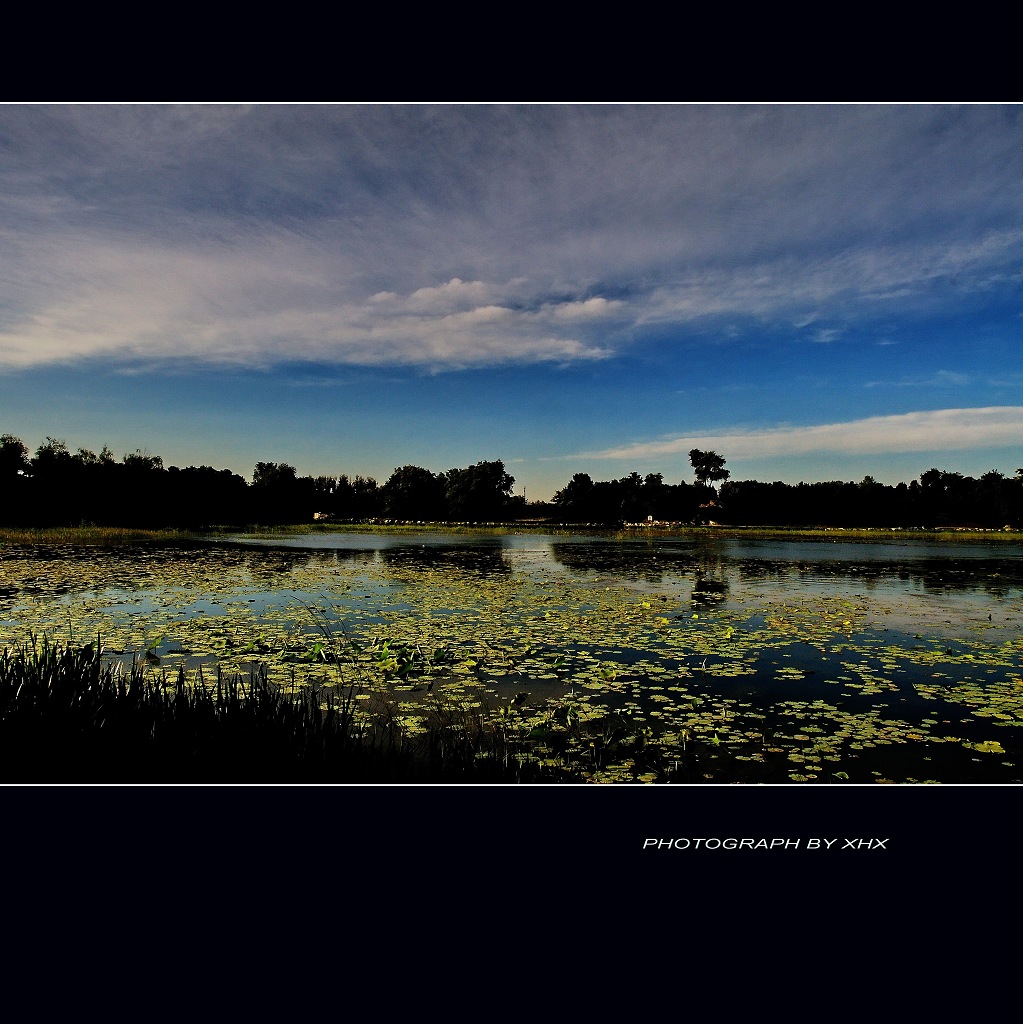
[2,530,1021,783]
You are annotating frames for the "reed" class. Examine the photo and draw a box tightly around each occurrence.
[0,634,555,782]
[608,525,1020,543]
[0,526,203,546]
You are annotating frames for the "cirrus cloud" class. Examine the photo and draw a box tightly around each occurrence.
[1,105,1021,375]
[579,407,1023,461]
[0,235,620,370]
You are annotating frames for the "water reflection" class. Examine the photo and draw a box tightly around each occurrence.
[547,540,699,584]
[730,556,1022,598]
[5,531,1023,783]
[221,530,1023,609]
[2,533,1021,605]
[224,533,514,575]
[541,538,1023,599]
[377,544,512,574]
[691,574,729,609]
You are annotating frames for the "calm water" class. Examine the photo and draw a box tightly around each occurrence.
[3,532,1022,782]
[224,531,1023,632]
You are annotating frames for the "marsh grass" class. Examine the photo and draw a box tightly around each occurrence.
[6,529,1021,783]
[3,522,1015,547]
[608,525,1021,543]
[0,634,585,782]
[228,522,1021,543]
[0,630,694,783]
[0,526,205,546]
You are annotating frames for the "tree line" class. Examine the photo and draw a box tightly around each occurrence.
[2,433,1021,529]
[0,434,522,528]
[550,450,1023,528]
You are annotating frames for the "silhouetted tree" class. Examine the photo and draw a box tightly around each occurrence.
[381,465,447,520]
[32,437,75,477]
[27,439,78,525]
[689,449,730,492]
[0,434,30,478]
[310,476,337,513]
[165,465,249,528]
[325,475,382,520]
[0,434,31,525]
[74,445,116,468]
[252,462,297,488]
[551,473,595,520]
[443,461,514,521]
[251,462,302,523]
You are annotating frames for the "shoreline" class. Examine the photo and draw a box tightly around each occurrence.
[2,521,1021,546]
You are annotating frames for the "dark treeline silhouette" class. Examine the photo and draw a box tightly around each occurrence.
[2,435,252,529]
[550,467,1023,528]
[718,470,1023,529]
[2,433,1021,529]
[550,472,710,523]
[0,433,523,528]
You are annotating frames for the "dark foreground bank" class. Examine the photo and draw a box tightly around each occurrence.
[0,636,530,783]
[0,635,679,784]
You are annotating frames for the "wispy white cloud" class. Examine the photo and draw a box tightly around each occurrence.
[865,370,973,388]
[545,297,624,321]
[1,105,1021,372]
[579,407,1023,460]
[404,278,497,311]
[812,328,843,344]
[0,239,618,369]
[636,230,1023,328]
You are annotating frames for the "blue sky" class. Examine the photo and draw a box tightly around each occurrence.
[1,103,1021,500]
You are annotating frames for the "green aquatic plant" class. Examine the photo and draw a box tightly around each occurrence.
[0,633,563,782]
[3,531,1022,783]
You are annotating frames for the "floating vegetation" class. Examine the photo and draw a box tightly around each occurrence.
[1,532,1022,783]
[0,634,560,783]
